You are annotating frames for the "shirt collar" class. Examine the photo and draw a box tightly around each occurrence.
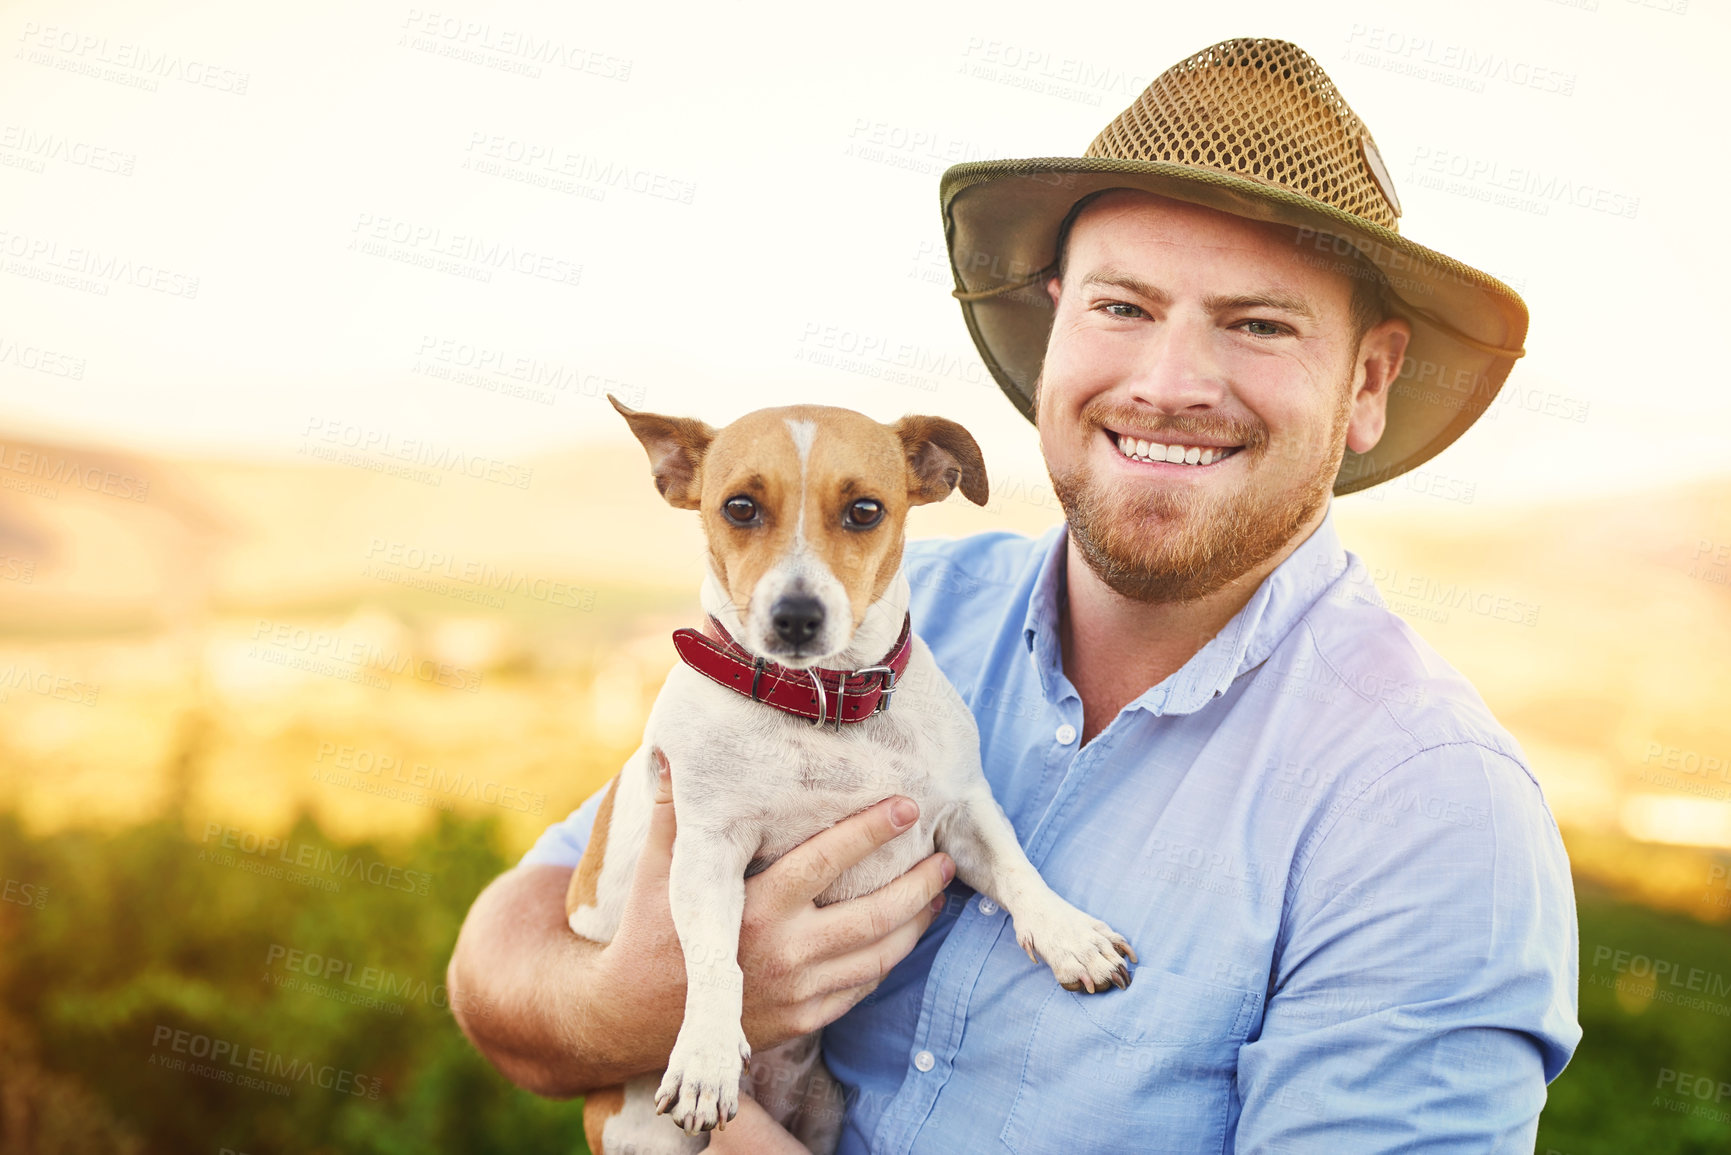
[1022,501,1351,717]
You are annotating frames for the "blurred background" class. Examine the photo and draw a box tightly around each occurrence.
[1,0,1727,1152]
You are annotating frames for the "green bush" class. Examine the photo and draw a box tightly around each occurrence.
[0,808,587,1154]
[1536,884,1731,1155]
[3,808,1727,1153]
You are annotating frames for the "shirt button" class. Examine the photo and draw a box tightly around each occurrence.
[1055,723,1077,745]
[913,1050,935,1072]
[978,898,999,915]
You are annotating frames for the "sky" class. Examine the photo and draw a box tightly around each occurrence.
[0,0,1723,510]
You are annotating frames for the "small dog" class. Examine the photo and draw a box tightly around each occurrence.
[569,397,1135,1154]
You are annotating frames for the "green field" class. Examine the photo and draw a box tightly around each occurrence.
[1,802,1726,1153]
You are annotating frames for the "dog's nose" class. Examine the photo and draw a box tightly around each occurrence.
[771,597,825,647]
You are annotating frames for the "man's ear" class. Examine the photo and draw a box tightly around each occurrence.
[608,394,715,509]
[892,415,990,507]
[1344,317,1412,455]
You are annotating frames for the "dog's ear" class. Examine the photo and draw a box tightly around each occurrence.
[893,415,989,507]
[609,394,715,510]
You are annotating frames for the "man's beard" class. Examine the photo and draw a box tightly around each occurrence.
[1045,387,1349,604]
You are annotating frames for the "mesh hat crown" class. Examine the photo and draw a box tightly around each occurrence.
[941,36,1528,495]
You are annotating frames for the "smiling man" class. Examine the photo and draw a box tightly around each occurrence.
[448,37,1580,1153]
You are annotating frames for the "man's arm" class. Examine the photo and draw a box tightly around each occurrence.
[447,756,952,1098]
[1235,743,1582,1152]
[447,863,639,1096]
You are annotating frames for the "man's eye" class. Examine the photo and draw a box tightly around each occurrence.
[1101,302,1144,318]
[723,496,759,524]
[1241,319,1285,337]
[844,498,885,529]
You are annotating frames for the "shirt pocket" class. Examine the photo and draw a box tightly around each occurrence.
[1000,968,1260,1155]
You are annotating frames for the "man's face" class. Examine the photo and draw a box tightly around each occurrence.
[1037,190,1408,603]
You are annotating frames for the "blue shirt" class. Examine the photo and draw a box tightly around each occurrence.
[521,505,1581,1153]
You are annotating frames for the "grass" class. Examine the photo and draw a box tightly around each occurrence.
[1,802,1727,1152]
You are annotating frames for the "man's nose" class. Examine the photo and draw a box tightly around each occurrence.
[1122,315,1229,412]
[771,596,825,646]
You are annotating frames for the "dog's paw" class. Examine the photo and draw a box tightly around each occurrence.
[1014,904,1137,995]
[654,1025,751,1135]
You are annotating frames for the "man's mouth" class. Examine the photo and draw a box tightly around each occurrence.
[1108,429,1243,467]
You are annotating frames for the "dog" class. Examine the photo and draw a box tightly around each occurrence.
[568,397,1136,1154]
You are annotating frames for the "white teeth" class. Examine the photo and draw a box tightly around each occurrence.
[1115,432,1236,467]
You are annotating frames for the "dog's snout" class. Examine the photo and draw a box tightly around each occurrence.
[771,596,825,647]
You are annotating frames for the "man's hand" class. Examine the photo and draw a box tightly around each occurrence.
[706,1091,812,1155]
[448,749,954,1098]
[598,749,954,1055]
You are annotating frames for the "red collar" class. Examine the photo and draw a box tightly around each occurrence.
[671,614,911,727]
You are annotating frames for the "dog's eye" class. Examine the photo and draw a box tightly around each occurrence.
[845,498,884,529]
[723,496,759,524]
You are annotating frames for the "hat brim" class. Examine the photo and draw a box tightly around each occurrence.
[941,157,1529,496]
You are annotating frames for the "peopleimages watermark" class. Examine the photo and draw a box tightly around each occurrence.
[1135,834,1378,912]
[363,537,595,610]
[1636,741,1731,808]
[1589,946,1731,1016]
[0,124,135,176]
[1357,464,1478,506]
[397,9,631,81]
[0,333,86,379]
[1333,558,1541,628]
[312,740,547,815]
[248,616,483,694]
[347,212,581,289]
[0,662,100,707]
[1408,146,1639,221]
[198,822,433,896]
[3,877,48,910]
[1641,741,1731,780]
[794,321,990,394]
[1341,24,1577,96]
[1266,650,1431,709]
[842,118,1008,177]
[16,22,250,95]
[0,226,200,299]
[412,334,648,409]
[462,132,695,205]
[263,942,493,1018]
[1705,863,1731,913]
[1653,1066,1731,1125]
[955,37,1154,108]
[1263,758,1493,831]
[299,417,533,491]
[1688,539,1729,588]
[0,442,149,503]
[149,1025,380,1099]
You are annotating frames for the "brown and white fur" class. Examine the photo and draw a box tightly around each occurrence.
[569,398,1136,1154]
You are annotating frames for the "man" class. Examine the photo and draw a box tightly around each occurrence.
[447,37,1580,1152]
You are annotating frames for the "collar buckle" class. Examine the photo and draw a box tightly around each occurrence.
[852,664,900,716]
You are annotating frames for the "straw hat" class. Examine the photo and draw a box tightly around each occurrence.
[941,36,1527,495]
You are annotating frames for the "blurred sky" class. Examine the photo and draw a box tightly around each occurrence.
[0,0,1723,509]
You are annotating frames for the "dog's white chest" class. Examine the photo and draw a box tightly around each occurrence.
[652,654,967,904]
[752,717,941,901]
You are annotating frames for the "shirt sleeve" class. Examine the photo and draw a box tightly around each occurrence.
[516,783,608,869]
[1233,742,1582,1153]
